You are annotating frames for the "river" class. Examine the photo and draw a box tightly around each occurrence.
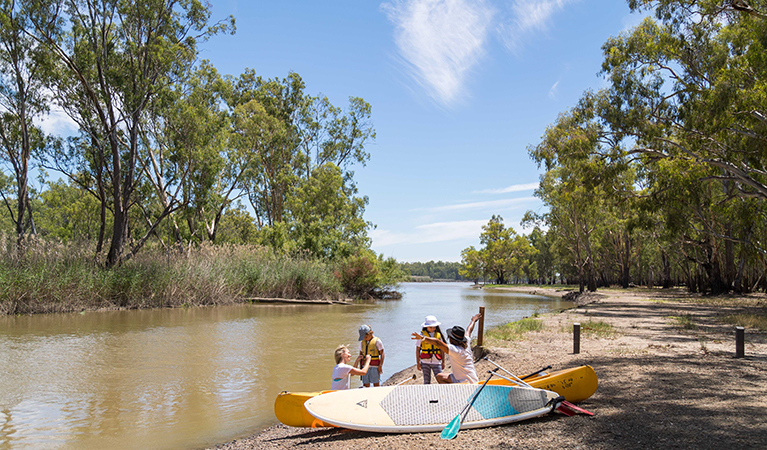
[0,282,572,449]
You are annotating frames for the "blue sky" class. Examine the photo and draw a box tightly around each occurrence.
[38,1,643,263]
[198,0,645,263]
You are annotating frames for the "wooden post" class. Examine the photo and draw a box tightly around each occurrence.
[573,323,581,354]
[477,306,485,347]
[736,326,745,358]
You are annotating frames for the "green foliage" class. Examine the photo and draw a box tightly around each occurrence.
[722,313,767,332]
[401,260,465,281]
[458,247,482,282]
[484,318,544,345]
[670,315,697,330]
[335,250,407,299]
[576,320,617,338]
[521,1,767,294]
[284,163,371,260]
[465,215,538,285]
[35,179,105,242]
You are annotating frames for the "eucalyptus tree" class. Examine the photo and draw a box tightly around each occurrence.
[283,162,371,259]
[29,0,233,267]
[526,227,556,285]
[526,98,630,292]
[595,0,767,290]
[477,215,533,285]
[459,246,483,284]
[141,60,231,245]
[0,0,50,245]
[226,70,375,258]
[227,71,296,229]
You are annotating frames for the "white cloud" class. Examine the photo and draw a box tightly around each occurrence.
[421,196,537,213]
[382,0,494,106]
[35,108,78,136]
[473,182,538,194]
[548,80,559,99]
[371,219,486,246]
[497,0,578,53]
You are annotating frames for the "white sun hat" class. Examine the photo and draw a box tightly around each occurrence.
[421,315,441,328]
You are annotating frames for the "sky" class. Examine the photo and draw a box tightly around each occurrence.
[41,0,645,263]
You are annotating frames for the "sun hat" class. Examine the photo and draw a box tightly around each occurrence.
[358,324,372,341]
[446,325,467,343]
[422,315,441,328]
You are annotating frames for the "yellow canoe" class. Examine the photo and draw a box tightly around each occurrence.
[274,365,597,428]
[275,390,336,428]
[488,365,598,403]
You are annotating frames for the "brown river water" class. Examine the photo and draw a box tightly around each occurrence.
[0,283,573,449]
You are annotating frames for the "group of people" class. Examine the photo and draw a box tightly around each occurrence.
[331,313,483,390]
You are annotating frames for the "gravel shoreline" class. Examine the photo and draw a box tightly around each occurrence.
[208,287,767,450]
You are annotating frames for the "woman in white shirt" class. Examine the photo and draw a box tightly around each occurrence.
[331,345,371,390]
[411,313,482,384]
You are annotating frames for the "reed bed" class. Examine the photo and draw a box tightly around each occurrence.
[0,238,344,315]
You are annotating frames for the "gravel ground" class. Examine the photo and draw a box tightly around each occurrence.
[208,287,767,450]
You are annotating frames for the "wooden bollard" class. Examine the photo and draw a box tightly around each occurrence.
[477,306,485,347]
[573,323,581,354]
[736,326,745,358]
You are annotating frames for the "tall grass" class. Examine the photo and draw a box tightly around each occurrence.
[0,237,344,315]
[484,317,544,347]
[722,313,767,331]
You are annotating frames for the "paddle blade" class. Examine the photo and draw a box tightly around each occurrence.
[440,414,462,440]
[562,401,594,416]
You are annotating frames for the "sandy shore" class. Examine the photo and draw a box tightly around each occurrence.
[208,286,767,450]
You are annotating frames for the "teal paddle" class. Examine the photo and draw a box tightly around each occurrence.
[440,368,499,440]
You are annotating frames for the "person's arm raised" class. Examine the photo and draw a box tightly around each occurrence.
[466,313,482,338]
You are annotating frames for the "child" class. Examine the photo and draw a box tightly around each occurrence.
[411,313,482,384]
[356,324,384,387]
[331,345,371,390]
[415,315,446,384]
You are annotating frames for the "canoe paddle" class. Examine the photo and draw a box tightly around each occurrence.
[484,357,533,388]
[440,368,499,440]
[394,374,417,386]
[521,365,552,380]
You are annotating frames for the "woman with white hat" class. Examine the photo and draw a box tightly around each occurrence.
[415,315,446,384]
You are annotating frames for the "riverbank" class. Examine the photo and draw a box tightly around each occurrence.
[209,286,767,450]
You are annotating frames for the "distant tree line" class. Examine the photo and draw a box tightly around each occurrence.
[399,261,465,281]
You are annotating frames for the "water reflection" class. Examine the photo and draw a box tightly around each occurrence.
[0,283,572,449]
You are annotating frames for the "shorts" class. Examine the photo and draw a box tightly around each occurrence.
[421,362,442,384]
[448,373,467,383]
[361,366,380,385]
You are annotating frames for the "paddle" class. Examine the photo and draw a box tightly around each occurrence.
[561,400,594,416]
[394,374,417,386]
[521,365,552,380]
[489,369,594,416]
[440,368,499,440]
[483,357,533,388]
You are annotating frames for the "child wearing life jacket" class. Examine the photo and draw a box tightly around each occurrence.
[411,312,482,384]
[415,315,446,384]
[356,324,384,387]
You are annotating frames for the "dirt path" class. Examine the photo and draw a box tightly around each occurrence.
[209,287,767,450]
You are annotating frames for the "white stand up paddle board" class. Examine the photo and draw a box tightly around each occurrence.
[304,383,561,433]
